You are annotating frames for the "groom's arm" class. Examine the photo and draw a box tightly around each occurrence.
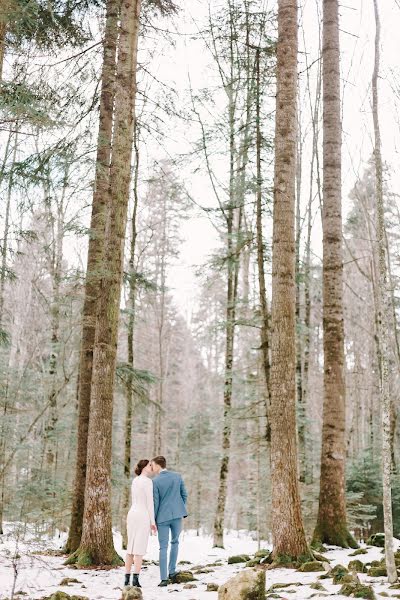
[180,476,188,506]
[153,479,160,521]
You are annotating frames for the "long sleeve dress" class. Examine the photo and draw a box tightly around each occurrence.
[126,474,155,555]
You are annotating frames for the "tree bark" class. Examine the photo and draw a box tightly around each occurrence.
[255,48,271,443]
[65,0,119,554]
[312,0,357,549]
[372,0,397,584]
[68,0,142,566]
[270,0,310,561]
[121,120,140,549]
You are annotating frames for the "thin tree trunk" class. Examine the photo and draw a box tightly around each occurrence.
[121,121,140,550]
[255,48,271,443]
[65,0,119,554]
[270,0,310,561]
[0,21,6,80]
[372,0,397,583]
[313,0,356,549]
[0,130,17,534]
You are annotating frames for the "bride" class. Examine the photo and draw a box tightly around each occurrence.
[124,459,157,588]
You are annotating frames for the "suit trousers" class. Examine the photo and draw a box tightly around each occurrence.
[157,517,183,581]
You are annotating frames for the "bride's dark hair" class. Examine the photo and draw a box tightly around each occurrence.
[135,459,149,476]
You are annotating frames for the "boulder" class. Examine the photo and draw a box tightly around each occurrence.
[348,559,366,573]
[254,549,270,559]
[218,569,265,600]
[172,571,197,583]
[227,554,251,564]
[339,581,375,599]
[330,564,348,584]
[40,594,88,600]
[366,533,385,547]
[297,561,325,572]
[207,583,219,591]
[367,565,387,577]
[349,548,368,556]
[121,588,143,600]
[246,558,262,567]
[309,582,326,591]
[59,579,80,586]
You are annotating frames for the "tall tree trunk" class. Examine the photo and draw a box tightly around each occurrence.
[312,0,356,549]
[65,0,119,554]
[121,121,140,549]
[0,128,16,535]
[270,0,310,561]
[68,0,142,566]
[0,21,6,80]
[255,48,271,443]
[372,0,397,583]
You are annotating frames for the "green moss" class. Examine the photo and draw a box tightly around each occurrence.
[309,582,327,591]
[172,571,197,583]
[297,561,325,572]
[312,523,358,550]
[367,566,387,577]
[254,549,270,559]
[366,533,385,547]
[348,560,366,573]
[206,583,219,592]
[64,548,123,568]
[339,582,375,599]
[246,558,262,567]
[331,564,349,584]
[350,548,368,556]
[227,554,251,564]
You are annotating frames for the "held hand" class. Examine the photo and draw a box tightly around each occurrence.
[151,524,157,535]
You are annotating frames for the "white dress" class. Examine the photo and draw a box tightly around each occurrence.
[126,474,155,555]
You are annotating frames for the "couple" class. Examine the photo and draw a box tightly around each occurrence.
[124,455,188,589]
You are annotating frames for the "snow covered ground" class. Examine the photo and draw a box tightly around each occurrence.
[1,523,400,599]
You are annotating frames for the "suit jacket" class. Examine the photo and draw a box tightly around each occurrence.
[153,470,188,524]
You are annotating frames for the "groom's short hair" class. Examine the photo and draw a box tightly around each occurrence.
[152,455,166,469]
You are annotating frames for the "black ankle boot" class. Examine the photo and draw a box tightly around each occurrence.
[132,574,141,588]
[124,573,131,587]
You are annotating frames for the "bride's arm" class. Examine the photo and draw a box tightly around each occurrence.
[146,480,156,527]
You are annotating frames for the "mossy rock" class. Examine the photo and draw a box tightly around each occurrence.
[254,549,270,559]
[310,541,328,553]
[390,583,400,589]
[313,552,330,563]
[172,571,197,583]
[193,567,214,574]
[348,560,366,573]
[121,588,143,600]
[350,548,368,556]
[246,558,262,567]
[339,581,375,599]
[370,560,384,567]
[297,561,325,572]
[380,593,389,597]
[309,582,327,591]
[179,560,192,565]
[227,554,251,564]
[268,582,302,591]
[331,564,349,584]
[206,583,219,592]
[41,594,89,600]
[183,584,197,589]
[59,579,80,586]
[366,533,385,548]
[368,566,387,577]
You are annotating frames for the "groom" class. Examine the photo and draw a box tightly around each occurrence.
[151,456,188,587]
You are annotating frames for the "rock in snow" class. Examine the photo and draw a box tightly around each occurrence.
[218,569,265,600]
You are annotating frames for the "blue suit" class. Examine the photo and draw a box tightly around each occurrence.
[153,470,188,581]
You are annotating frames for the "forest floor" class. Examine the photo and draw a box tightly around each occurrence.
[1,523,400,600]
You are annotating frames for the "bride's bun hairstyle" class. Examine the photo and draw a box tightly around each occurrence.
[135,459,149,476]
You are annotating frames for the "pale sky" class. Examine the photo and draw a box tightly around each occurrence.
[146,0,400,317]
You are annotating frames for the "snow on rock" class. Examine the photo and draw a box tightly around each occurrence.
[1,524,400,600]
